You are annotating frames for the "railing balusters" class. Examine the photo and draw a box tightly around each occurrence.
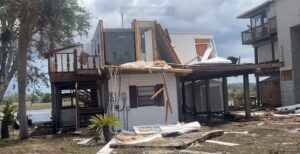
[54,54,58,72]
[93,56,96,69]
[67,53,70,72]
[49,52,99,72]
[61,54,63,72]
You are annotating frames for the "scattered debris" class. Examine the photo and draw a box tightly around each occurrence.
[205,140,239,146]
[224,131,258,137]
[276,104,300,111]
[133,122,201,136]
[257,122,265,126]
[115,133,162,145]
[110,130,224,149]
[97,139,116,154]
[73,130,82,135]
[77,136,102,146]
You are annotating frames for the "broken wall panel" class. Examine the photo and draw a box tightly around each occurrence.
[104,29,136,65]
[156,24,180,64]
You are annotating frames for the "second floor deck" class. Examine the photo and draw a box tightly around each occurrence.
[242,16,277,45]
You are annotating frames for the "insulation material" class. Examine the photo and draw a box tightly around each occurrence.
[199,57,232,64]
[120,60,171,70]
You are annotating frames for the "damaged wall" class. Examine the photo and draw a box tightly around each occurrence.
[104,29,136,65]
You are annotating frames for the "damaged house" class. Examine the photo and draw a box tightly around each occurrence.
[44,20,281,132]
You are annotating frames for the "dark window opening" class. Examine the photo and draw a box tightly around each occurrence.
[137,86,156,106]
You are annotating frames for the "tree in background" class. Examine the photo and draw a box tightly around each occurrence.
[0,0,90,139]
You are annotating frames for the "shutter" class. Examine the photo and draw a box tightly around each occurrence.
[129,85,138,108]
[156,84,164,106]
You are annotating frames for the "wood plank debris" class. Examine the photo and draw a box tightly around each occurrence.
[97,139,116,154]
[110,130,224,149]
[205,140,239,146]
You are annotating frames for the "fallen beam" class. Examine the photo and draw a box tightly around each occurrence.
[110,130,224,149]
[205,140,239,146]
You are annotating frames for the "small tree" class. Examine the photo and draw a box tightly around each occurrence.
[41,93,51,103]
[0,103,17,139]
[89,114,120,143]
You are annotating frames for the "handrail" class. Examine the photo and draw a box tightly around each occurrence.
[49,50,100,73]
[241,16,277,45]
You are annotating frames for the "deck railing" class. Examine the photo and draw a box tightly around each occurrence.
[241,16,277,45]
[49,50,99,73]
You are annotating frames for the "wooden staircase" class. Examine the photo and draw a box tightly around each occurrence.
[77,89,104,127]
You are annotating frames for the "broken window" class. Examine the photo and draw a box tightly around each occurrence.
[129,84,164,108]
[137,86,156,106]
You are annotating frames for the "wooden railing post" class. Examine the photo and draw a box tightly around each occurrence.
[93,56,96,69]
[74,49,77,72]
[54,54,58,72]
[67,53,70,72]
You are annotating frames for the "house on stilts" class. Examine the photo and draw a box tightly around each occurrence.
[43,20,281,132]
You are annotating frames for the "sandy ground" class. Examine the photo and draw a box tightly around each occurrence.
[0,127,104,154]
[113,116,300,154]
[0,112,299,154]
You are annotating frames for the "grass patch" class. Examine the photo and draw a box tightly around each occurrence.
[0,101,72,111]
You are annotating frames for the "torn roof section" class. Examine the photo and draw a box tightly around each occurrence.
[44,20,220,68]
[170,32,218,65]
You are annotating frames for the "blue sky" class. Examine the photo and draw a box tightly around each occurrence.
[5,0,266,94]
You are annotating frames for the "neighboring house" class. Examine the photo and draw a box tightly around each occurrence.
[238,0,300,106]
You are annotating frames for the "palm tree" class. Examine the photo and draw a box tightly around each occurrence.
[89,114,120,143]
[0,103,17,139]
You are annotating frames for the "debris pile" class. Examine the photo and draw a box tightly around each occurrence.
[97,122,224,154]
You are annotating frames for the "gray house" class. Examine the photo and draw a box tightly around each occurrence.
[238,0,300,106]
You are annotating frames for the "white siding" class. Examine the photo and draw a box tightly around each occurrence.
[276,0,300,105]
[274,41,280,61]
[267,2,277,18]
[108,73,179,130]
[257,42,273,63]
[169,33,216,64]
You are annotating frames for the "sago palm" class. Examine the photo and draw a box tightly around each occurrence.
[88,114,120,142]
[1,103,17,139]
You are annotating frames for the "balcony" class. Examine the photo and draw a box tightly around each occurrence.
[49,51,100,74]
[242,16,277,45]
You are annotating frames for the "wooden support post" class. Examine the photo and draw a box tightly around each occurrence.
[51,84,57,134]
[57,88,62,128]
[254,47,258,64]
[75,82,80,129]
[205,80,211,119]
[243,74,251,119]
[256,76,260,106]
[162,71,173,124]
[222,77,229,118]
[181,81,186,114]
[191,80,197,115]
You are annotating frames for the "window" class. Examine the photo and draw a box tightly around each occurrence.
[281,70,293,81]
[129,84,164,108]
[137,86,156,106]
